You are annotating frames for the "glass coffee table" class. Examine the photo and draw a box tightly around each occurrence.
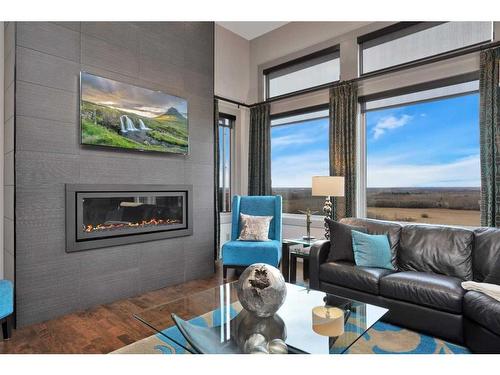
[134,282,388,354]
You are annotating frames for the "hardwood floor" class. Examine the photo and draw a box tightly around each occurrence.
[0,260,305,354]
[0,264,237,354]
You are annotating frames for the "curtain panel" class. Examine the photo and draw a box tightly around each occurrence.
[479,47,500,227]
[329,82,358,220]
[248,103,272,196]
[214,99,221,258]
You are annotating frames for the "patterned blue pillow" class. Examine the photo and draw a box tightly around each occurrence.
[351,230,395,270]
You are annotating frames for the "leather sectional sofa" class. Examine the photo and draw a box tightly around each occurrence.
[309,218,500,353]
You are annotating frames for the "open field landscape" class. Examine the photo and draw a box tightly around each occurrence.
[272,187,481,226]
[367,207,480,226]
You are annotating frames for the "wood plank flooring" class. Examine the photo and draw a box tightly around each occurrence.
[0,264,236,354]
[0,262,305,354]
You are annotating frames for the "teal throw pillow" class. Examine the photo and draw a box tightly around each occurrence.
[351,230,395,270]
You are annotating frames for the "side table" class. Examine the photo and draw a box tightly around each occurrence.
[281,238,319,283]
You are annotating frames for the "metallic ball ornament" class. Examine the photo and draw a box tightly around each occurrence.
[237,263,287,318]
[244,333,268,354]
[268,338,288,354]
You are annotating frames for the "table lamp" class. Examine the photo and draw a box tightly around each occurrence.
[312,176,345,239]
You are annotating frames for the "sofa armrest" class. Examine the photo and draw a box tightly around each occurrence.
[309,240,331,290]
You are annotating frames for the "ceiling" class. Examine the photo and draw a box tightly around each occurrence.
[217,22,289,40]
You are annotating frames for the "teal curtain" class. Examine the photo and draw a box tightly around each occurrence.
[214,99,221,258]
[479,47,500,227]
[248,103,272,195]
[329,82,358,220]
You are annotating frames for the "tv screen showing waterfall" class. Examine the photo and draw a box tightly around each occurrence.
[80,72,189,154]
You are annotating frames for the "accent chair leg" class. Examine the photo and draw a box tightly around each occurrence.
[2,315,12,340]
[223,265,228,279]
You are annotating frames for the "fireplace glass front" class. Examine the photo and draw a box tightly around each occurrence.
[66,185,192,252]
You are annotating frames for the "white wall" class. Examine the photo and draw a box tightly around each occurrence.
[215,25,252,250]
[0,22,4,279]
[215,24,251,103]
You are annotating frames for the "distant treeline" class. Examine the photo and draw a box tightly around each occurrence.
[271,187,480,213]
[367,187,480,211]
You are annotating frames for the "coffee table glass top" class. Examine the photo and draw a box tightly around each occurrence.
[134,282,388,354]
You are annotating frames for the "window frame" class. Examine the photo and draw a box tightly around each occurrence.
[358,73,481,222]
[270,104,330,217]
[263,45,340,100]
[358,22,493,76]
[218,112,235,213]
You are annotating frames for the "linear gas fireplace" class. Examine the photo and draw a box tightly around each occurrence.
[66,184,193,252]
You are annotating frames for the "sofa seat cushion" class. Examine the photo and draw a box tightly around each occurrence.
[380,271,465,314]
[464,291,500,336]
[319,261,397,295]
[222,240,281,267]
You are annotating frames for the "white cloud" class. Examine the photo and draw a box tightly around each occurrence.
[372,114,412,140]
[271,133,317,148]
[271,123,327,149]
[367,154,480,188]
[271,151,329,188]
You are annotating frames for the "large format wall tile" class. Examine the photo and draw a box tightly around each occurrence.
[15,116,78,155]
[82,22,140,51]
[81,34,140,77]
[13,22,215,327]
[16,81,77,123]
[17,47,80,92]
[17,22,81,62]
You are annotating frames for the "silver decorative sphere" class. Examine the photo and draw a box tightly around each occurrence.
[243,333,268,354]
[268,339,288,354]
[237,263,287,317]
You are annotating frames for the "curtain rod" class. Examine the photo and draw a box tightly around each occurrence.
[243,40,500,108]
[214,95,250,108]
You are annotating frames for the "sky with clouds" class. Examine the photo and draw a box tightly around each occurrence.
[271,92,480,188]
[81,72,187,118]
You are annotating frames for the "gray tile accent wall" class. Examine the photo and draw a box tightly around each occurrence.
[4,22,15,283]
[13,22,215,326]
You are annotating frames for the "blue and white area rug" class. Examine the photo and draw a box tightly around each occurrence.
[113,311,469,354]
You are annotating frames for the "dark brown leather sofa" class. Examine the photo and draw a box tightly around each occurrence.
[309,218,500,353]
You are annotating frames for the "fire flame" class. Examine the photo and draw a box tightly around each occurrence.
[83,218,181,233]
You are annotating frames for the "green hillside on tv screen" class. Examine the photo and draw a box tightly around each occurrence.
[80,72,188,154]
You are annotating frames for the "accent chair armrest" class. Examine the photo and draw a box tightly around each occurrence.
[309,240,331,291]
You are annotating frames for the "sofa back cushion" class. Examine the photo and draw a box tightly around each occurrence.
[398,225,473,280]
[340,218,402,267]
[325,218,366,263]
[473,228,500,282]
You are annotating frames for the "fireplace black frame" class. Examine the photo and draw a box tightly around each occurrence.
[65,184,193,252]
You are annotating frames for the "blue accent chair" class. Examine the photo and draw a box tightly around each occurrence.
[221,195,282,278]
[0,280,13,340]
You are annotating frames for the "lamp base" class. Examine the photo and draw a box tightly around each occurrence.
[323,196,333,240]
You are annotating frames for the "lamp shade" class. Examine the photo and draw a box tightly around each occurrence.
[311,176,345,197]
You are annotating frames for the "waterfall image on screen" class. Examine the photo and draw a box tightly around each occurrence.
[80,72,188,154]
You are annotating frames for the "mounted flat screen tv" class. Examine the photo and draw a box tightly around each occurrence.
[80,72,189,154]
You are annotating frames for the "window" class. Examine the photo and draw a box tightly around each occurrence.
[359,22,493,74]
[264,47,340,99]
[218,113,234,213]
[362,79,480,226]
[271,107,329,214]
